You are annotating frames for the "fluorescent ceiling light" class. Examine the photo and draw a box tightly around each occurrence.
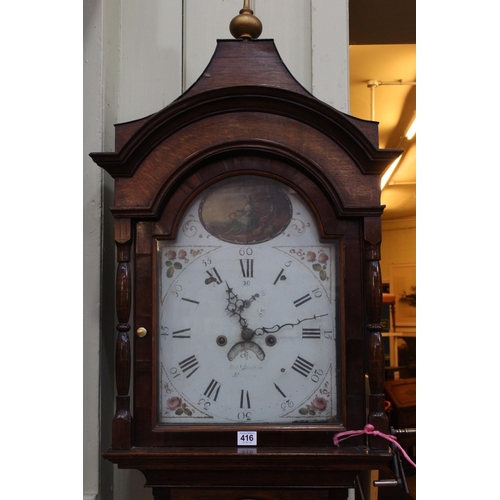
[381,156,402,190]
[405,115,416,140]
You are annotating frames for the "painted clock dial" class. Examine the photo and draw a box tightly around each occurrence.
[157,176,339,425]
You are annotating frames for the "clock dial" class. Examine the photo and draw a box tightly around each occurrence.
[157,176,339,425]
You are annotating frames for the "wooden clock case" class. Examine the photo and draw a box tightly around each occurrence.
[91,39,402,499]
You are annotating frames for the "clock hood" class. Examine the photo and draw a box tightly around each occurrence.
[90,39,400,223]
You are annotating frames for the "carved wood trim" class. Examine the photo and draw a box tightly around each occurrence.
[112,219,133,449]
[364,217,389,448]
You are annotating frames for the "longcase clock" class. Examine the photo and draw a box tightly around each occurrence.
[91,5,402,499]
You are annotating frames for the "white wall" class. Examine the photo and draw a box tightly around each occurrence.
[83,1,105,499]
[83,1,349,499]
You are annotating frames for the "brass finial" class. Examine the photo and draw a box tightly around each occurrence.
[229,0,262,40]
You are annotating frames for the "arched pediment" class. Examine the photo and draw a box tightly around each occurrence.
[90,40,401,222]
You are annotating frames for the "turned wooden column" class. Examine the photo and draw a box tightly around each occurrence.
[364,217,389,449]
[112,218,133,449]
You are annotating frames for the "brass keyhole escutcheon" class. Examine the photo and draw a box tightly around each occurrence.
[136,327,148,338]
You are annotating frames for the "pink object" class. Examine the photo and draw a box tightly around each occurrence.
[333,424,416,468]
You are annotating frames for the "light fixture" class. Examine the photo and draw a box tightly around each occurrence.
[380,113,416,189]
[381,155,402,190]
[405,113,416,140]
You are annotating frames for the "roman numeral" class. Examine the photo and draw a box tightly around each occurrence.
[172,328,191,338]
[293,293,312,307]
[274,383,287,398]
[273,268,285,285]
[204,379,221,401]
[239,259,254,278]
[291,356,314,378]
[205,267,223,285]
[181,297,200,305]
[178,355,200,378]
[240,390,251,409]
[302,328,321,339]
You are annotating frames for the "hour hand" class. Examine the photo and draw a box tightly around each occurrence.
[225,282,248,326]
[225,281,235,304]
[225,281,241,311]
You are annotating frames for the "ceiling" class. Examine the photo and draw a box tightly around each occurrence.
[349,0,416,221]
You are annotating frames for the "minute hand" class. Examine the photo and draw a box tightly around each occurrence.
[255,314,328,336]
